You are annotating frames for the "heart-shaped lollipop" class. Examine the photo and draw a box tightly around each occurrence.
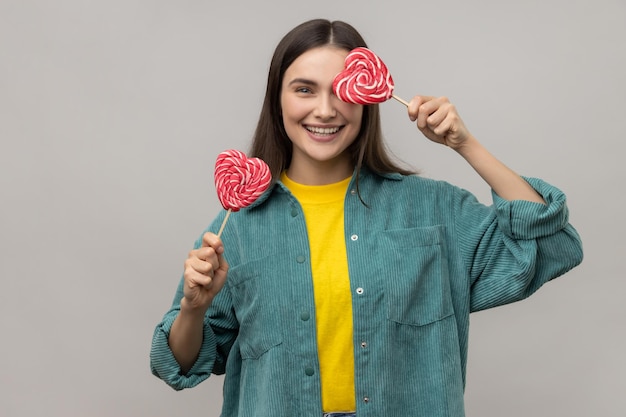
[333,47,408,106]
[214,149,272,236]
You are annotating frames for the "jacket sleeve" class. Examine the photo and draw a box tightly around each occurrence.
[150,226,239,390]
[454,177,583,312]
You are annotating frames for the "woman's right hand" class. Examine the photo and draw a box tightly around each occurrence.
[181,232,229,313]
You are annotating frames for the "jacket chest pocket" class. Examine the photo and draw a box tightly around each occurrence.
[381,225,454,326]
[227,257,284,359]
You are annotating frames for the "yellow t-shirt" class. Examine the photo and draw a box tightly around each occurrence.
[281,172,356,412]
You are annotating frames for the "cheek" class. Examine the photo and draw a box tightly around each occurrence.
[282,98,309,123]
[342,103,363,125]
[280,94,293,117]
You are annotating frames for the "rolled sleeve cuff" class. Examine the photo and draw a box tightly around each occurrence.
[150,311,217,390]
[492,177,570,240]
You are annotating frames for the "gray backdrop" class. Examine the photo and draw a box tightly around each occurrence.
[1,0,624,416]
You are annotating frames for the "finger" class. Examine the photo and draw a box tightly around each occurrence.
[407,95,423,121]
[187,255,216,276]
[436,107,464,137]
[184,266,213,289]
[416,101,433,130]
[215,250,229,276]
[407,95,433,122]
[201,232,224,254]
[207,252,229,295]
[194,246,219,264]
[418,97,445,129]
[425,102,453,131]
[431,118,453,142]
[421,97,453,129]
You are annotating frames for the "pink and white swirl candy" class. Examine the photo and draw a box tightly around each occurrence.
[214,149,271,212]
[333,47,395,105]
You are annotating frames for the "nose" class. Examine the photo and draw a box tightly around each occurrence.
[313,93,337,120]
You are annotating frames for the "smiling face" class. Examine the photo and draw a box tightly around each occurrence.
[280,46,364,184]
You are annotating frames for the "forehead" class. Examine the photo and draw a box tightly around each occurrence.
[283,46,349,82]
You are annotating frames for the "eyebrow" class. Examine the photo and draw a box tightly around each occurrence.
[287,78,318,87]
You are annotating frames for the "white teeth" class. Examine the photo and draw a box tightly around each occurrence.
[306,126,340,135]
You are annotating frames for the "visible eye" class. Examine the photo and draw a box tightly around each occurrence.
[295,86,313,94]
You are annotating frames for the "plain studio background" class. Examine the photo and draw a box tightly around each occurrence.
[1,0,624,416]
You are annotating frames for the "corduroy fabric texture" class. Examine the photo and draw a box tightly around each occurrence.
[151,168,583,417]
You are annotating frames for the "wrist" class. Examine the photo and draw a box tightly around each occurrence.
[450,134,478,154]
[180,296,210,319]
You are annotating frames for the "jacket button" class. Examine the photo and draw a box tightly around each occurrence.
[305,367,315,376]
[290,208,298,217]
[296,255,305,263]
[300,312,310,321]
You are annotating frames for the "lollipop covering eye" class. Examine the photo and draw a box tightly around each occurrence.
[333,47,395,105]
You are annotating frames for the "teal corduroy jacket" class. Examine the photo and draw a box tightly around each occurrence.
[151,169,583,417]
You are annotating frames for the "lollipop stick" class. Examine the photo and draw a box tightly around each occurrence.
[217,208,232,238]
[392,94,409,107]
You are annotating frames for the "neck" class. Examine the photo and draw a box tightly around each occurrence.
[286,164,353,185]
[287,155,354,185]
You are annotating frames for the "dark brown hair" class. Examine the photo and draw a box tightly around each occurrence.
[249,19,415,189]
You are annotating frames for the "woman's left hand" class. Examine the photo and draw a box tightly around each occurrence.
[407,95,472,149]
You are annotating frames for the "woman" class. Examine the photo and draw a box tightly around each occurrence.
[150,19,583,417]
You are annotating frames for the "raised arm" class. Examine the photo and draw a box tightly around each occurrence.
[407,95,545,204]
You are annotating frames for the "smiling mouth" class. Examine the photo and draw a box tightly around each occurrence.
[305,126,342,136]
